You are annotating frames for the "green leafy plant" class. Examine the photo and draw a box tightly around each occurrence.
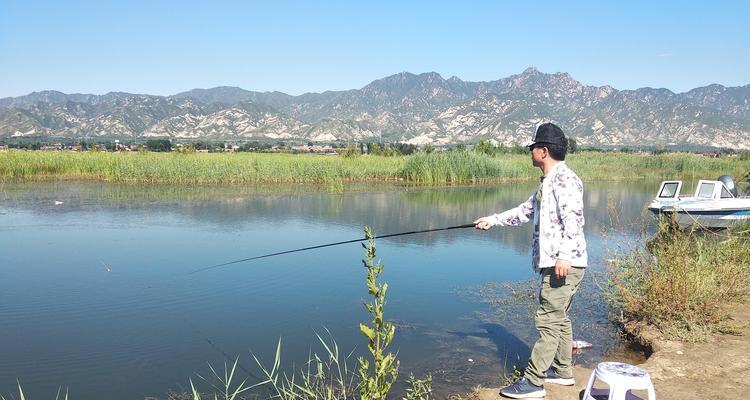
[499,364,523,387]
[357,227,399,400]
[402,374,432,400]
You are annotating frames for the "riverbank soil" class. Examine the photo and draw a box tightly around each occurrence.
[471,305,750,400]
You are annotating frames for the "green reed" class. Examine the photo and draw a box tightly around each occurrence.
[1,150,748,185]
[567,151,750,182]
[0,151,400,184]
[0,381,68,400]
[400,151,750,184]
[189,357,255,400]
[398,152,534,184]
[248,332,358,400]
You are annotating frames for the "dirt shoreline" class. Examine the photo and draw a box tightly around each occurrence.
[472,306,750,400]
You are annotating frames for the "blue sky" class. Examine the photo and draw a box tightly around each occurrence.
[1,1,748,98]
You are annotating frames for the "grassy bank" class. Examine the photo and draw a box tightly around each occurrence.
[608,221,750,341]
[0,151,401,184]
[1,149,748,184]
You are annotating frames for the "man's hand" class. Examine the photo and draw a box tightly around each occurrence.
[474,217,492,230]
[554,259,572,278]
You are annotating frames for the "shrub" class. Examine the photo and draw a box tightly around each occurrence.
[607,219,750,341]
[473,139,497,156]
[145,138,172,152]
[338,144,361,158]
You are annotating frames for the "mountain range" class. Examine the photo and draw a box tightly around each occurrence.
[1,67,749,148]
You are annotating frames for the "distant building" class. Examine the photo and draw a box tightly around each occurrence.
[41,143,63,151]
[114,140,129,151]
[291,144,337,153]
[223,144,240,152]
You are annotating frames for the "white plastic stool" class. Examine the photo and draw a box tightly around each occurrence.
[583,362,656,400]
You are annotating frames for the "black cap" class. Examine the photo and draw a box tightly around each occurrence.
[524,123,567,148]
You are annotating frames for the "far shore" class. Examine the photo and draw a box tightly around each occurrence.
[1,150,747,185]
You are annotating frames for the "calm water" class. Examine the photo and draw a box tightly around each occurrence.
[0,181,655,399]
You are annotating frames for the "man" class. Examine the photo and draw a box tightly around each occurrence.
[474,122,587,399]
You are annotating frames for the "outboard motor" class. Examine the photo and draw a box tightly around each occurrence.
[718,175,738,197]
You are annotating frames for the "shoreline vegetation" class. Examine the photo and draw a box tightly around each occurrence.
[1,150,749,185]
[607,219,750,342]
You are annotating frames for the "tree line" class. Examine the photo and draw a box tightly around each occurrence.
[4,136,744,157]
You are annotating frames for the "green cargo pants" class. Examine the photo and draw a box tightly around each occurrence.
[525,266,585,386]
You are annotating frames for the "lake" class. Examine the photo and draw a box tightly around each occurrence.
[0,180,655,399]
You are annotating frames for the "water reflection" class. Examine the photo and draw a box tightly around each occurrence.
[0,180,655,242]
[0,181,658,399]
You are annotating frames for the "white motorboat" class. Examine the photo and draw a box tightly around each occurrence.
[648,176,750,228]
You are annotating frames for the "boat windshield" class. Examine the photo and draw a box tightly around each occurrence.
[697,182,716,198]
[659,182,680,198]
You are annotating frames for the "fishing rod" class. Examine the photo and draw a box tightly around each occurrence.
[189,223,476,275]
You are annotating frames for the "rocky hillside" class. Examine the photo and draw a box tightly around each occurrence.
[2,68,749,148]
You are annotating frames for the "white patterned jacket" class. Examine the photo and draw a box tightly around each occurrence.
[486,162,588,272]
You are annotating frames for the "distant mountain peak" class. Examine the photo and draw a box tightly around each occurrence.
[391,71,417,80]
[420,71,444,79]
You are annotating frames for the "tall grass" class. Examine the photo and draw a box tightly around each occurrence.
[401,151,750,184]
[0,151,400,184]
[0,382,68,400]
[607,219,750,341]
[1,150,748,185]
[567,151,750,182]
[249,333,358,400]
[398,152,533,184]
[189,358,256,400]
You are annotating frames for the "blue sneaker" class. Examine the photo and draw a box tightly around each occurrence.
[500,377,546,398]
[545,369,575,386]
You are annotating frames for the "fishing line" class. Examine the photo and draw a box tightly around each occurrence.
[184,320,265,383]
[189,223,476,275]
